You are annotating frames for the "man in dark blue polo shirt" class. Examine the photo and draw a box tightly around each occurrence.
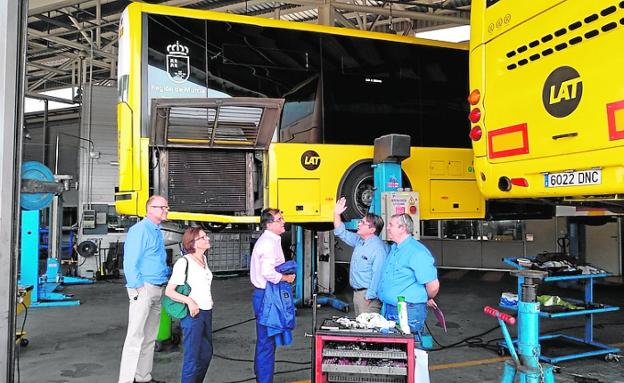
[334,197,388,316]
[378,213,439,334]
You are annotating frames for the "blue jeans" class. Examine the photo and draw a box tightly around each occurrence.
[180,309,213,383]
[383,302,427,335]
[252,288,276,383]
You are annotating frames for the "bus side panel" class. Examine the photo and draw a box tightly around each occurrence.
[115,102,137,215]
[116,4,144,217]
[269,144,485,222]
[403,148,485,220]
[268,143,374,223]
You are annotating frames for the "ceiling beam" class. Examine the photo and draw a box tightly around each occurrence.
[334,10,357,28]
[29,0,94,16]
[332,2,468,24]
[27,62,68,75]
[29,28,115,59]
[211,0,273,13]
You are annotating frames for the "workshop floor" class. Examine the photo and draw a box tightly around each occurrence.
[17,270,624,383]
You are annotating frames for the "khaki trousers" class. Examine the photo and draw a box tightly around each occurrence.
[118,283,164,383]
[353,289,381,317]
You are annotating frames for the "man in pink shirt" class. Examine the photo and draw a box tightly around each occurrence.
[250,208,296,383]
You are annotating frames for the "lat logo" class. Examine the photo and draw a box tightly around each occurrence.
[301,150,321,171]
[166,41,190,84]
[542,66,583,118]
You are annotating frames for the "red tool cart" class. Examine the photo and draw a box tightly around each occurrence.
[314,329,415,383]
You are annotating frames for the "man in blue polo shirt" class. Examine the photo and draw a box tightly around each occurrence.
[378,213,439,334]
[334,197,388,316]
[119,195,170,383]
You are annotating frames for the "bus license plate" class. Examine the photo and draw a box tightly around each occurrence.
[544,169,602,188]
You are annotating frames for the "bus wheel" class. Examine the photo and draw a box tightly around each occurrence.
[340,164,374,221]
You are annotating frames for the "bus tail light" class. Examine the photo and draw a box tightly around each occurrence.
[469,126,482,141]
[468,89,481,105]
[469,108,481,123]
[511,178,529,187]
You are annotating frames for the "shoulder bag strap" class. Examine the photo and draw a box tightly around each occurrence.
[183,257,189,285]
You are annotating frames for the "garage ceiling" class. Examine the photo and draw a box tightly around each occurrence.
[26,0,470,94]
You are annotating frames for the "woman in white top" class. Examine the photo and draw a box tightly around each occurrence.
[165,227,214,383]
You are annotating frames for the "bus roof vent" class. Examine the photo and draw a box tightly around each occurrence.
[150,97,284,149]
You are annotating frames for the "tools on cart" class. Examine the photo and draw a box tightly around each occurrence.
[315,329,416,383]
[485,269,556,383]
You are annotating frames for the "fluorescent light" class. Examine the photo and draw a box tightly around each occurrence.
[415,25,470,43]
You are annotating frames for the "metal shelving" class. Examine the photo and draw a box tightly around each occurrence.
[501,257,621,363]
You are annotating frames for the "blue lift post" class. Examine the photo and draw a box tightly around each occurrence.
[316,135,413,314]
[294,226,304,306]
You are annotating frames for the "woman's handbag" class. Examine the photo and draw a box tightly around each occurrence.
[162,257,191,319]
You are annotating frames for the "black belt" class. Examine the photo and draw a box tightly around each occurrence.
[151,282,167,287]
[353,287,367,291]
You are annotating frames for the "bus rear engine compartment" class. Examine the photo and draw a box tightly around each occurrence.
[149,97,284,218]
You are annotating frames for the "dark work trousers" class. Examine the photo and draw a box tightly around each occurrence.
[180,309,213,383]
[252,288,276,383]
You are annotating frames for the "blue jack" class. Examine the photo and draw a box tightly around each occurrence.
[485,270,556,383]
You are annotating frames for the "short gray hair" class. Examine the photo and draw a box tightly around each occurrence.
[146,195,166,210]
[391,213,414,234]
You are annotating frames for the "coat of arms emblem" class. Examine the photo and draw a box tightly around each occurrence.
[166,41,190,83]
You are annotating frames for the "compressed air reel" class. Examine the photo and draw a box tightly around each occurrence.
[20,161,55,211]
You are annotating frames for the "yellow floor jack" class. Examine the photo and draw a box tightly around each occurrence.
[16,286,32,347]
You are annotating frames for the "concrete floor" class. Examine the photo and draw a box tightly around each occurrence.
[16,270,624,383]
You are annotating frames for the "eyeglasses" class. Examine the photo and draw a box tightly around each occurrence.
[193,235,209,242]
[151,205,170,210]
[269,217,285,223]
[358,219,373,228]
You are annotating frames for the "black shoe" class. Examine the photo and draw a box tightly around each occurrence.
[134,380,165,383]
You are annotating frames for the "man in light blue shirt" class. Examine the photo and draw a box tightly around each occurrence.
[334,197,388,316]
[378,213,439,334]
[119,195,170,383]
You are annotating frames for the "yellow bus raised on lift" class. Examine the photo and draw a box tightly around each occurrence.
[116,2,485,224]
[469,0,624,208]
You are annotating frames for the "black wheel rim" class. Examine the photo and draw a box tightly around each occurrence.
[352,175,374,217]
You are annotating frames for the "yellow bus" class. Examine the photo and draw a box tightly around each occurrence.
[469,0,624,207]
[116,3,485,224]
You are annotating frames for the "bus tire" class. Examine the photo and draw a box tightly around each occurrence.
[339,164,374,221]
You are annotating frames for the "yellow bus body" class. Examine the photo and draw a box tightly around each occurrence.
[268,144,484,223]
[116,3,484,222]
[470,0,624,201]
